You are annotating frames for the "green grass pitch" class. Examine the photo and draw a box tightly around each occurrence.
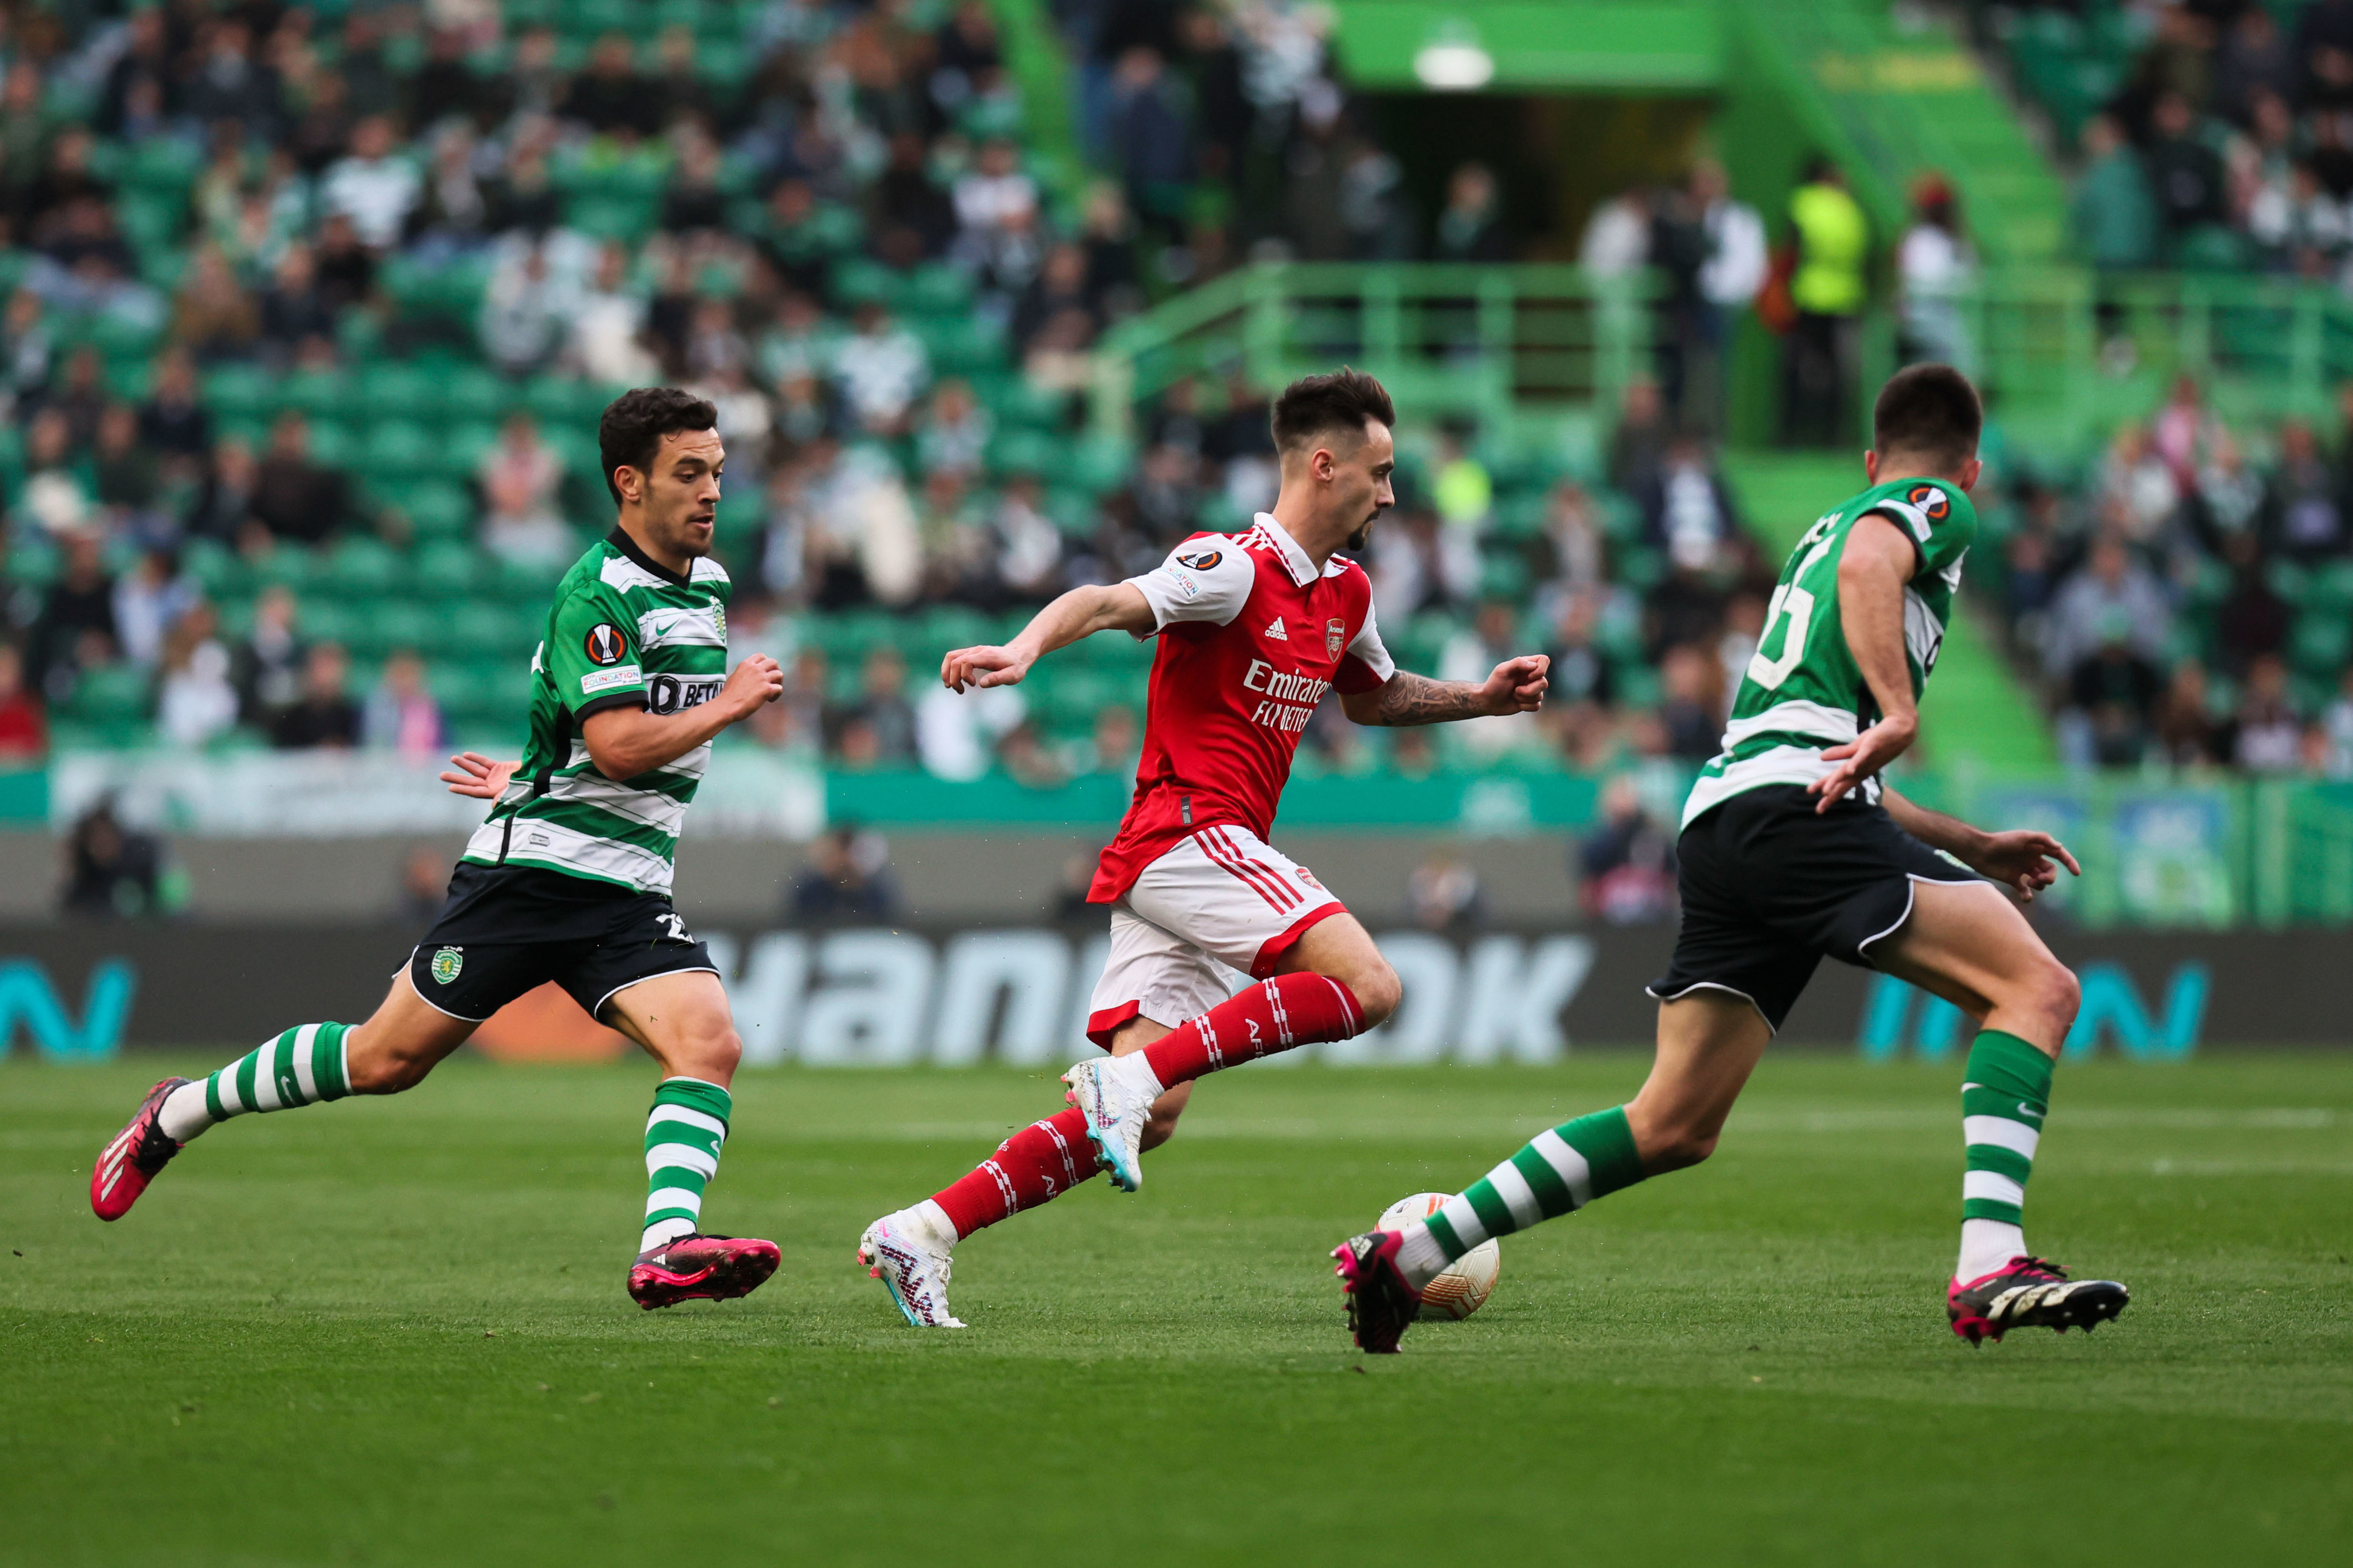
[3,1053,2348,1566]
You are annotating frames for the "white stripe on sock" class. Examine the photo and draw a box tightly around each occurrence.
[1529,1129,1595,1209]
[644,1142,719,1179]
[1485,1157,1545,1230]
[641,1216,697,1251]
[646,1104,728,1140]
[1437,1192,1489,1248]
[251,1036,283,1112]
[644,1185,703,1217]
[1962,1170,2026,1207]
[289,1023,320,1103]
[1962,1115,2040,1159]
[212,1066,242,1116]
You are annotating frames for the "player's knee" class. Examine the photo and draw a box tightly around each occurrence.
[674,1022,741,1079]
[1345,960,1402,1029]
[2023,961,2079,1037]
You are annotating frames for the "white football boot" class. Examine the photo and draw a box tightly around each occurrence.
[1062,1052,1164,1193]
[858,1203,966,1327]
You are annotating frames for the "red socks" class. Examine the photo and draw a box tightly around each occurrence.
[928,975,1368,1239]
[1142,973,1365,1086]
[931,1108,1096,1237]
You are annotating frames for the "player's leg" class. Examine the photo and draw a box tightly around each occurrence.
[1335,990,1772,1350]
[857,913,1220,1325]
[596,964,781,1309]
[1064,833,1395,1186]
[94,969,476,1220]
[1871,879,2126,1341]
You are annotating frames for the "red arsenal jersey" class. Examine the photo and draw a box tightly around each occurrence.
[1089,514,1395,903]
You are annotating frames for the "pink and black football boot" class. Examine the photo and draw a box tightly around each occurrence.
[91,1077,191,1221]
[1332,1230,1423,1354]
[627,1234,781,1310]
[1948,1255,2129,1345]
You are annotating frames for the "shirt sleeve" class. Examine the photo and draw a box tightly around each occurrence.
[546,583,648,721]
[1124,538,1256,633]
[1863,479,1976,583]
[1335,596,1396,693]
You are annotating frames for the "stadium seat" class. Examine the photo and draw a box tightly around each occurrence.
[355,362,441,424]
[355,422,444,484]
[323,536,407,596]
[202,363,276,424]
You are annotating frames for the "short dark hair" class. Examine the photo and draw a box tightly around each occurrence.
[1270,366,1395,453]
[599,386,718,505]
[1872,363,1981,469]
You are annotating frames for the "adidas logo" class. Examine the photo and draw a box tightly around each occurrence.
[1265,617,1288,640]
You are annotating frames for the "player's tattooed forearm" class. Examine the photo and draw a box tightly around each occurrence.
[1371,672,1485,726]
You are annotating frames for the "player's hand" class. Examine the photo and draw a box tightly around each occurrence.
[1969,829,2081,902]
[440,752,519,800]
[1807,713,1918,812]
[941,643,1032,692]
[1477,654,1549,715]
[722,653,785,716]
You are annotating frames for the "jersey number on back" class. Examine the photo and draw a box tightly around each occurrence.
[1747,521,1842,693]
[1746,583,1814,691]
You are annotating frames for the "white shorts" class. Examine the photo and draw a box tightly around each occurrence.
[1085,825,1345,1046]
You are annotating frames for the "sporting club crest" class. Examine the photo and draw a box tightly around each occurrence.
[1325,618,1345,658]
[584,623,627,665]
[1175,548,1222,571]
[430,946,464,985]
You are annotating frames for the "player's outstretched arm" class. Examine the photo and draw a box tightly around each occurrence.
[579,655,785,780]
[1882,789,2082,902]
[940,583,1155,692]
[1339,656,1549,726]
[1811,514,1920,812]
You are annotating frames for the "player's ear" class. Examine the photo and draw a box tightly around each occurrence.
[1957,455,1983,493]
[1863,449,1880,485]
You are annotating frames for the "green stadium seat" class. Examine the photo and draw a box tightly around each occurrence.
[2291,612,2352,678]
[323,536,406,595]
[203,363,276,423]
[454,600,541,656]
[299,599,361,649]
[987,428,1060,478]
[412,540,481,597]
[442,365,513,427]
[355,421,440,483]
[395,482,476,544]
[366,601,443,658]
[902,263,975,316]
[1065,436,1134,496]
[355,362,439,423]
[58,663,152,725]
[2267,559,2311,609]
[831,257,896,307]
[304,419,358,471]
[919,314,1009,374]
[279,367,354,422]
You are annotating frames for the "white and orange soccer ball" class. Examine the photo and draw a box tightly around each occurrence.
[1378,1192,1500,1321]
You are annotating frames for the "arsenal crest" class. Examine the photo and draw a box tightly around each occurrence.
[1325,618,1345,658]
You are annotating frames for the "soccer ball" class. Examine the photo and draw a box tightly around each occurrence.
[1378,1193,1499,1321]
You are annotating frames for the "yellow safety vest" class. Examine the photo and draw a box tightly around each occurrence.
[1789,182,1868,315]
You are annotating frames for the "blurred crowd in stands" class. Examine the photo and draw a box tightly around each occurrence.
[1984,0,2353,278]
[1979,370,2353,772]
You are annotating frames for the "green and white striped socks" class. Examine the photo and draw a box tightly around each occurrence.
[1958,1030,2052,1282]
[1396,1107,1648,1289]
[157,1023,354,1142]
[641,1077,731,1254]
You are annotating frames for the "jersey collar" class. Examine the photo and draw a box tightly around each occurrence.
[606,526,692,588]
[1251,513,1318,587]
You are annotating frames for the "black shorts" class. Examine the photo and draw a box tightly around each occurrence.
[1647,785,1978,1032]
[408,863,718,1023]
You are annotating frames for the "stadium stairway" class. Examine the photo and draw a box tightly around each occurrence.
[1726,0,2069,268]
[1720,450,2055,772]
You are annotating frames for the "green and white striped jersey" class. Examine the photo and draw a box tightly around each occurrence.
[459,530,732,895]
[1680,475,1977,830]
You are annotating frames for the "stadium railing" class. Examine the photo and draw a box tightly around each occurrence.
[1087,261,1656,445]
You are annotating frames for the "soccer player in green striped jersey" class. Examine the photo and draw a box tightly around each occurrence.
[1336,365,2131,1350]
[92,389,791,1311]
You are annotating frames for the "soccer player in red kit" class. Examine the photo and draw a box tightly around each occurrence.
[858,369,1551,1326]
